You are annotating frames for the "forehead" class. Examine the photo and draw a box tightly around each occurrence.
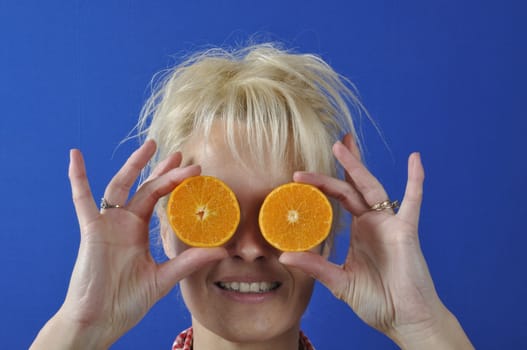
[181,123,292,189]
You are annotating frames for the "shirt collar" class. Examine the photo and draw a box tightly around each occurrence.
[172,327,316,350]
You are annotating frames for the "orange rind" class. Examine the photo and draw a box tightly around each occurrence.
[166,176,240,247]
[258,182,333,251]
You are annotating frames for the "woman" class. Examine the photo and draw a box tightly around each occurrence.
[31,43,473,349]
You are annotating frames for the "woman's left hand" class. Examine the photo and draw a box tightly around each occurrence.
[279,134,473,349]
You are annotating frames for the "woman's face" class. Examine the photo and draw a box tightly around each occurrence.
[162,127,317,343]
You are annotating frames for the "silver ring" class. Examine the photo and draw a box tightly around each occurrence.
[100,198,122,210]
[370,200,399,211]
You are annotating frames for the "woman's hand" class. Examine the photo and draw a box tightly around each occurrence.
[31,140,227,350]
[280,134,473,349]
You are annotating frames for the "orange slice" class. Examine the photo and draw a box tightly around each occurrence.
[166,175,240,247]
[259,182,333,251]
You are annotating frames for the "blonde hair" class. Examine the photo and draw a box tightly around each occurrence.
[137,43,369,251]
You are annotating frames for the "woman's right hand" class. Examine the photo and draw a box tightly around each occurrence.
[31,140,227,350]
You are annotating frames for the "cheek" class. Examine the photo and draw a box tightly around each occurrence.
[174,238,190,255]
[309,240,332,259]
[180,273,200,300]
[288,266,316,308]
[163,226,191,257]
[179,279,200,315]
[309,243,324,254]
[296,272,316,293]
[286,251,322,307]
[178,267,216,321]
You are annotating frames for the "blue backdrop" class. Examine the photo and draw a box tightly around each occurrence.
[1,0,526,348]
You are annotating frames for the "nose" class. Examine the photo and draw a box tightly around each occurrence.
[225,219,276,261]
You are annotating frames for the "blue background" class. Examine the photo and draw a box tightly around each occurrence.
[1,0,526,348]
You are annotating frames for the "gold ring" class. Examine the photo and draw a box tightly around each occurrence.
[100,198,122,210]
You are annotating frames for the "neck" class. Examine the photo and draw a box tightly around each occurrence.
[191,317,301,350]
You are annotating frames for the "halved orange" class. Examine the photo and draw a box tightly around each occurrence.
[166,175,240,247]
[259,182,333,252]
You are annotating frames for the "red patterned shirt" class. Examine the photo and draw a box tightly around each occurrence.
[172,327,316,350]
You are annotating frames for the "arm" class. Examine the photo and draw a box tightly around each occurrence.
[280,134,474,349]
[31,313,110,350]
[31,141,227,349]
[390,307,473,350]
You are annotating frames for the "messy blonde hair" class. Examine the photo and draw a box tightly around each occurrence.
[137,43,368,251]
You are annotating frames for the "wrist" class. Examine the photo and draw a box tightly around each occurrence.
[30,310,112,350]
[388,306,474,350]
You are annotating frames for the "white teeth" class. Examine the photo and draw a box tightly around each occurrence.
[218,281,279,293]
[240,282,250,292]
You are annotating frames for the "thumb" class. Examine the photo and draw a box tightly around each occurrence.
[156,247,228,296]
[279,252,351,300]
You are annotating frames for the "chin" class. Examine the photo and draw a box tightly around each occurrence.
[197,312,300,344]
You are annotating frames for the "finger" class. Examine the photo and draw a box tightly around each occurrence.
[293,171,369,215]
[103,140,157,207]
[156,247,228,296]
[333,141,389,208]
[279,252,351,300]
[144,152,183,183]
[126,165,201,220]
[398,153,425,223]
[342,133,360,183]
[342,133,361,160]
[68,149,99,228]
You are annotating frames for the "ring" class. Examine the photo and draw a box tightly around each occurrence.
[370,199,399,211]
[100,198,122,210]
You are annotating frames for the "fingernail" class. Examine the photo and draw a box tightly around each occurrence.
[414,152,421,164]
[293,171,313,181]
[410,152,421,171]
[278,253,291,264]
[69,148,79,160]
[332,141,343,152]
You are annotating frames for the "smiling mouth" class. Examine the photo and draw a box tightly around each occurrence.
[216,281,281,293]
